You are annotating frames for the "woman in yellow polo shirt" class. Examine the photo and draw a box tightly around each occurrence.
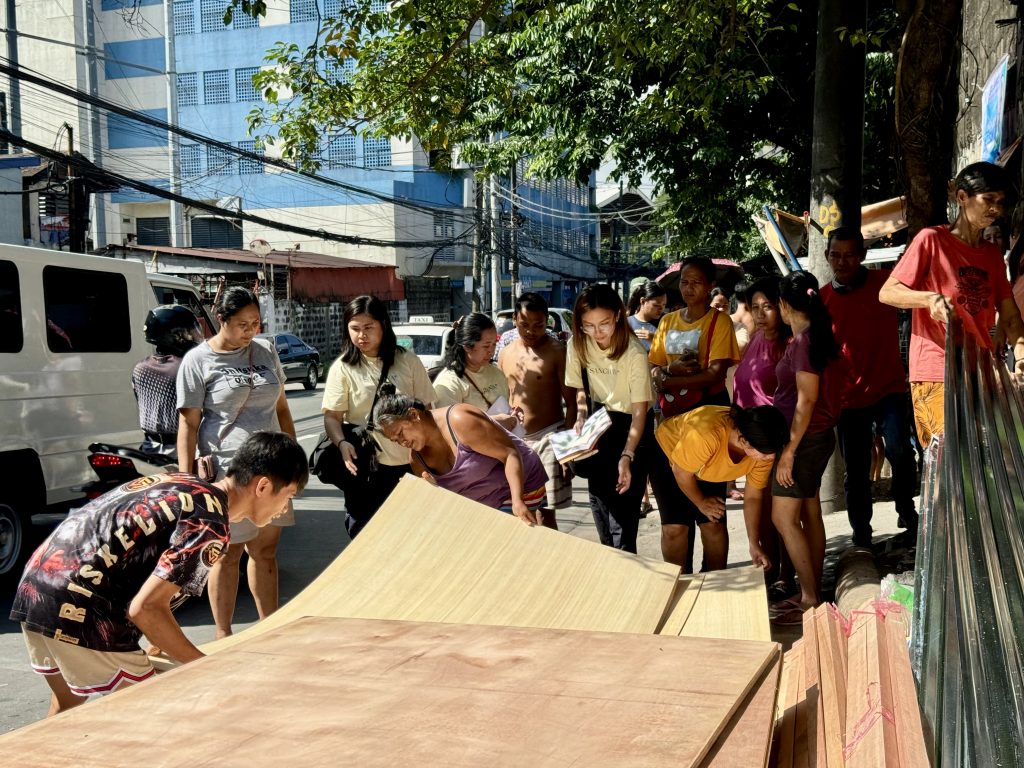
[655,404,790,571]
[565,283,654,554]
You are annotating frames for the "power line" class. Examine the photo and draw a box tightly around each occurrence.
[0,126,476,249]
[0,57,471,218]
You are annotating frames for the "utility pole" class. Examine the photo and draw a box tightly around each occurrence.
[81,0,105,248]
[65,124,87,253]
[4,0,19,145]
[808,0,866,515]
[164,0,184,246]
[471,177,483,313]
[489,173,501,313]
[509,162,519,306]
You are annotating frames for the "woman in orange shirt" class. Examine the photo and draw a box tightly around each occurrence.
[654,403,790,571]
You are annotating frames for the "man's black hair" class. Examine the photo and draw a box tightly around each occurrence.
[227,432,309,492]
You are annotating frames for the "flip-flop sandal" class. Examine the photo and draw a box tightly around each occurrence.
[767,581,797,602]
[728,489,745,500]
[771,607,806,626]
[768,596,803,616]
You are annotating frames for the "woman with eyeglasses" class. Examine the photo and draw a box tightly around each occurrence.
[565,283,654,553]
[176,285,296,640]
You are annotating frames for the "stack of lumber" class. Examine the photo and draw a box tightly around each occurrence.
[0,477,786,765]
[773,603,929,768]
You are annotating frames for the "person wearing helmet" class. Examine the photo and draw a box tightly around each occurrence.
[132,305,203,458]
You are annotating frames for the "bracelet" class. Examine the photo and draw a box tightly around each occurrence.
[621,449,635,461]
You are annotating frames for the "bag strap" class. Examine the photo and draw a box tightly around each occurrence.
[702,310,719,370]
[581,368,593,414]
[463,369,494,408]
[215,343,257,445]
[365,358,392,431]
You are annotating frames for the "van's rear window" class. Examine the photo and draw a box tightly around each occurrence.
[0,260,22,352]
[43,266,131,353]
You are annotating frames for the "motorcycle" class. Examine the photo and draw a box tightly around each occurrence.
[78,442,178,501]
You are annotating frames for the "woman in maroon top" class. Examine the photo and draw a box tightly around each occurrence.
[771,271,842,622]
[733,276,794,599]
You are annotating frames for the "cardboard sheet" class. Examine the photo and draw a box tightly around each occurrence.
[207,476,682,653]
[1,617,781,768]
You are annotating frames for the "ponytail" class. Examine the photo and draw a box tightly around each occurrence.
[779,271,839,372]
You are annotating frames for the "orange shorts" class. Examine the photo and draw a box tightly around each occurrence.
[910,381,944,447]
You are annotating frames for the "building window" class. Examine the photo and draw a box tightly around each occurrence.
[238,140,264,174]
[191,217,242,248]
[235,67,260,101]
[323,57,355,85]
[233,7,258,27]
[290,0,317,23]
[173,0,194,35]
[177,73,198,107]
[325,134,356,168]
[203,70,230,104]
[323,0,346,17]
[369,0,386,11]
[207,145,235,175]
[363,136,391,168]
[137,217,171,246]
[433,211,455,261]
[200,0,224,32]
[179,143,202,177]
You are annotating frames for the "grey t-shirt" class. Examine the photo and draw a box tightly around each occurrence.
[176,338,285,471]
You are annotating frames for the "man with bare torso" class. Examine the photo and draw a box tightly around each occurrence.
[498,293,578,514]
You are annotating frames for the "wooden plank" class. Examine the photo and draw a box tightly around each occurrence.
[814,607,845,768]
[802,608,824,768]
[0,617,781,768]
[678,566,772,642]
[701,648,782,768]
[204,476,681,654]
[844,613,898,767]
[884,616,930,767]
[657,575,704,635]
[793,640,811,768]
[772,644,804,768]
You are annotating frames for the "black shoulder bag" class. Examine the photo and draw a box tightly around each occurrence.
[309,360,391,489]
[569,368,634,479]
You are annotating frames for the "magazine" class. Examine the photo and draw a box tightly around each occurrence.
[549,407,612,465]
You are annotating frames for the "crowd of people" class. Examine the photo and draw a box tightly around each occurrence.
[11,160,1024,717]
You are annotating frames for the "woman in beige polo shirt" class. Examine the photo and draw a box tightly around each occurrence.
[322,295,434,537]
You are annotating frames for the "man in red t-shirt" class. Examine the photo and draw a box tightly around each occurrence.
[821,228,917,547]
[879,162,1024,445]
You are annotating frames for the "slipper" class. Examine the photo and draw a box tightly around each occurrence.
[768,596,803,616]
[771,607,805,626]
[728,489,745,500]
[767,580,797,602]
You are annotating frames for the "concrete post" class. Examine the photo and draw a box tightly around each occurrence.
[808,0,867,515]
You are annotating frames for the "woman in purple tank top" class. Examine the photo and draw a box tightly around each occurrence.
[374,384,550,526]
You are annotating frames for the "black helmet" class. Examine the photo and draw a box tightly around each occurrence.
[144,305,203,357]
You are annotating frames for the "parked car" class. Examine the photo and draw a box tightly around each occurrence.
[258,333,321,390]
[393,321,454,380]
[494,307,574,341]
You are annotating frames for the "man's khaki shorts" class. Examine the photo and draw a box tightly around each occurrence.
[23,627,155,699]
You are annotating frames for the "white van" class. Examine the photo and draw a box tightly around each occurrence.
[0,245,214,581]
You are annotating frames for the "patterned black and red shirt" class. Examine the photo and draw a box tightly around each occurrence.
[10,474,229,653]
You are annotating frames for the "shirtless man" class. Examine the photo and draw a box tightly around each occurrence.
[498,293,578,518]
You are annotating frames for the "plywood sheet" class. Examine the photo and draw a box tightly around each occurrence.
[0,617,781,768]
[657,575,703,635]
[207,476,681,654]
[678,566,772,642]
[702,651,782,768]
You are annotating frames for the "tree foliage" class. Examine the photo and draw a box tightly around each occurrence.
[240,0,906,261]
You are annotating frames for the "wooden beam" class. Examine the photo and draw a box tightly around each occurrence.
[844,613,898,767]
[884,615,930,767]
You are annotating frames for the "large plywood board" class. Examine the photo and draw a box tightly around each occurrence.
[678,566,772,642]
[207,476,681,654]
[1,617,781,768]
[701,652,783,768]
[657,575,703,635]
